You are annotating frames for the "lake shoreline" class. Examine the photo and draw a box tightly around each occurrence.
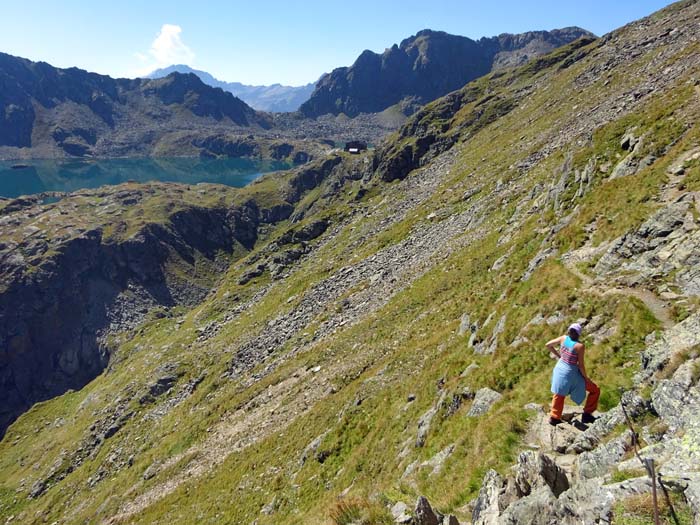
[0,157,292,199]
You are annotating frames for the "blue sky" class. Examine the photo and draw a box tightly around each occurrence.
[0,0,675,86]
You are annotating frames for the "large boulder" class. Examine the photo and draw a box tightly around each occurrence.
[498,486,557,525]
[467,388,502,417]
[514,451,569,497]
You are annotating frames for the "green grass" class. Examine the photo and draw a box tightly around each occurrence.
[613,491,694,525]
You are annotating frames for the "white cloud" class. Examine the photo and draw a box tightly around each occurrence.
[131,24,195,77]
[150,24,195,66]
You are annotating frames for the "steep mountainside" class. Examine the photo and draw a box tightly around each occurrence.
[299,27,594,117]
[147,65,315,112]
[0,54,276,159]
[1,1,700,524]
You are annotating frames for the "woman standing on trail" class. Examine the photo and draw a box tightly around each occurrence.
[545,323,600,426]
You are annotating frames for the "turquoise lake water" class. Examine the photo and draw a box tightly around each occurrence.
[0,157,290,199]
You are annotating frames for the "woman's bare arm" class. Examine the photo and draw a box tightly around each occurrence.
[577,344,588,379]
[545,335,565,359]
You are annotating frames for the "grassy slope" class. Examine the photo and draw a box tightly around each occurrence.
[1,2,699,523]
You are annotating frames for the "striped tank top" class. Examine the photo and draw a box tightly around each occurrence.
[560,336,579,365]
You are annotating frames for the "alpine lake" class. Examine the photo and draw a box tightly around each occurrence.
[0,157,291,199]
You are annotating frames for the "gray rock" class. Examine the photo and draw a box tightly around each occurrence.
[514,451,570,498]
[416,392,446,447]
[606,476,653,499]
[301,430,329,465]
[460,363,479,378]
[442,515,459,525]
[261,496,277,515]
[459,313,471,336]
[620,132,637,151]
[415,496,441,525]
[421,444,455,476]
[498,486,557,525]
[521,247,556,282]
[638,313,700,382]
[594,199,695,290]
[567,391,646,453]
[474,315,506,355]
[467,388,502,417]
[238,263,267,285]
[391,501,412,524]
[472,469,504,525]
[554,478,615,524]
[683,475,700,525]
[578,431,634,479]
[651,358,700,432]
[142,461,160,480]
[610,135,644,179]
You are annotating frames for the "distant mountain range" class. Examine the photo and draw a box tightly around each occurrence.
[146,65,315,113]
[0,52,276,158]
[300,27,595,117]
[0,27,595,159]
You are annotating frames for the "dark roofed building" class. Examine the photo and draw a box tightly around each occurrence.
[344,140,367,154]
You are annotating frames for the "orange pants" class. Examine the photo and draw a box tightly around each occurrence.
[551,378,600,419]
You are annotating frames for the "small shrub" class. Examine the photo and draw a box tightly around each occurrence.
[614,491,693,525]
[610,468,646,483]
[329,496,393,525]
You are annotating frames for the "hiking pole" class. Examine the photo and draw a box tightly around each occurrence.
[657,473,681,525]
[646,458,661,525]
[621,397,664,525]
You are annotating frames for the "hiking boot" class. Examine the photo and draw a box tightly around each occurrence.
[549,417,562,426]
[581,412,596,424]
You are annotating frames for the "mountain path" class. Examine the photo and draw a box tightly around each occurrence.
[562,255,674,330]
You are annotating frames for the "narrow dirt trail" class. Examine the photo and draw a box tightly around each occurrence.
[563,257,675,330]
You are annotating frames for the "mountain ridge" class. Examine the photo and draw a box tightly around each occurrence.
[0,52,274,158]
[300,26,595,117]
[146,64,316,112]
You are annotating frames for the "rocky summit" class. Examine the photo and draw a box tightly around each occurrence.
[299,27,594,118]
[1,1,700,524]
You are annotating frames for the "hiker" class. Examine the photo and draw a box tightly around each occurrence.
[545,323,600,426]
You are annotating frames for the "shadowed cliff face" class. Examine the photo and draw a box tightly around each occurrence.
[0,202,260,439]
[299,27,594,118]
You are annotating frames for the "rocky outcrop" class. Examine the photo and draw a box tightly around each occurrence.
[415,496,441,525]
[594,197,699,290]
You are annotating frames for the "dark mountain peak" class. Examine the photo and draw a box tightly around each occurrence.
[409,28,452,41]
[0,52,270,156]
[300,26,595,118]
